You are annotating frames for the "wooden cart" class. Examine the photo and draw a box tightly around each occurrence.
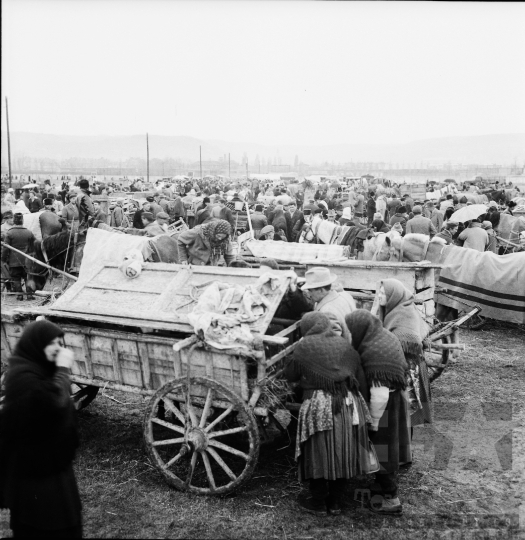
[0,260,465,494]
[1,264,301,495]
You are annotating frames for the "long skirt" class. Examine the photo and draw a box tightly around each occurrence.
[373,389,412,473]
[298,391,378,481]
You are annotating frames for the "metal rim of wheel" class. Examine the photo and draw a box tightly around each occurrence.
[144,376,260,496]
[71,383,99,411]
[425,334,451,383]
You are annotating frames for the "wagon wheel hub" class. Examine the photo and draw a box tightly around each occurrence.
[186,427,208,452]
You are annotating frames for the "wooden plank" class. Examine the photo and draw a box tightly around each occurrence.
[274,320,301,338]
[110,339,123,384]
[414,287,435,303]
[172,349,182,378]
[82,335,94,379]
[1,323,12,356]
[238,355,249,402]
[150,268,193,314]
[266,341,301,369]
[136,341,151,390]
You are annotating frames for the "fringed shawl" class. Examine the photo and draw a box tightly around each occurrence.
[287,312,360,413]
[198,219,232,258]
[382,278,429,369]
[345,309,408,390]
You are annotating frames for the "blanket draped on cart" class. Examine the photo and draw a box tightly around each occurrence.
[79,228,153,283]
[436,248,525,325]
[244,239,347,264]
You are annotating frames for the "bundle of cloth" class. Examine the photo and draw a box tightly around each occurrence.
[187,273,281,350]
[118,248,146,279]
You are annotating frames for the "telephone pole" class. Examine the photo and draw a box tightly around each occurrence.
[6,97,12,188]
[228,153,231,179]
[146,133,150,183]
[199,146,203,179]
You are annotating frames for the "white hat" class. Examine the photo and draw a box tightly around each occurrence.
[301,267,338,290]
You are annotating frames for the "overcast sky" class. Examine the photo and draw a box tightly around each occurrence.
[2,0,525,146]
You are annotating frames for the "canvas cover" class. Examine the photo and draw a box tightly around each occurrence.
[244,238,347,263]
[436,248,525,325]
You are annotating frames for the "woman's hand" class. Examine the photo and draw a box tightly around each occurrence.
[55,348,74,369]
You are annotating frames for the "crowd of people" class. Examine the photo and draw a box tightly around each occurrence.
[1,174,523,534]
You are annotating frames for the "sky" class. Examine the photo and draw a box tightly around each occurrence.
[2,0,525,147]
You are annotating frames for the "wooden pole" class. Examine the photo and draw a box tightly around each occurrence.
[5,97,12,188]
[0,242,78,281]
[146,133,149,184]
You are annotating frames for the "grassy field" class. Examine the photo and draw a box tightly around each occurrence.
[1,320,524,539]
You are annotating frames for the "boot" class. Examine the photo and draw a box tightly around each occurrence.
[326,478,346,515]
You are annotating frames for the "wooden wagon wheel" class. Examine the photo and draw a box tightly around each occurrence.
[424,334,451,383]
[71,383,99,411]
[144,376,260,495]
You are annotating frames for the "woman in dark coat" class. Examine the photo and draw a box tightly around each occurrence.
[285,312,378,517]
[345,310,411,515]
[0,320,82,538]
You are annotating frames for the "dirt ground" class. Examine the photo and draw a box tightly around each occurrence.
[1,318,524,539]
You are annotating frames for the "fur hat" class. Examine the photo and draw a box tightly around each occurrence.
[78,179,89,189]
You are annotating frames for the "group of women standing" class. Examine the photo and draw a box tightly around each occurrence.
[286,277,431,516]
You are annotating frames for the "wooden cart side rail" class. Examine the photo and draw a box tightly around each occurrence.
[69,375,268,418]
[265,340,301,370]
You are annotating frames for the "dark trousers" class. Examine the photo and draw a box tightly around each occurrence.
[8,266,26,294]
[309,478,346,503]
[12,522,82,538]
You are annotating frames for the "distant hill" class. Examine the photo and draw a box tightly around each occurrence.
[1,132,524,166]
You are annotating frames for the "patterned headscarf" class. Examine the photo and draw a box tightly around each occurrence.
[199,219,231,258]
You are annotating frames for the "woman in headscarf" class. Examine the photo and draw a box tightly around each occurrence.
[177,219,234,266]
[285,312,378,517]
[345,310,410,515]
[0,320,82,538]
[378,279,432,429]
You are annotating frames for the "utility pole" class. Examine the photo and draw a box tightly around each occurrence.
[146,133,150,183]
[6,97,12,188]
[228,153,230,179]
[199,146,203,179]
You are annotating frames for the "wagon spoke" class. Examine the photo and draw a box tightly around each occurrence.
[201,451,217,490]
[207,447,237,481]
[199,388,214,428]
[152,437,185,447]
[208,426,248,439]
[183,392,200,427]
[162,397,185,425]
[151,418,185,434]
[164,450,184,469]
[184,451,198,487]
[208,439,249,460]
[204,405,234,433]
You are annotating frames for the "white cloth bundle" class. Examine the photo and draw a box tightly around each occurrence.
[118,248,146,279]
